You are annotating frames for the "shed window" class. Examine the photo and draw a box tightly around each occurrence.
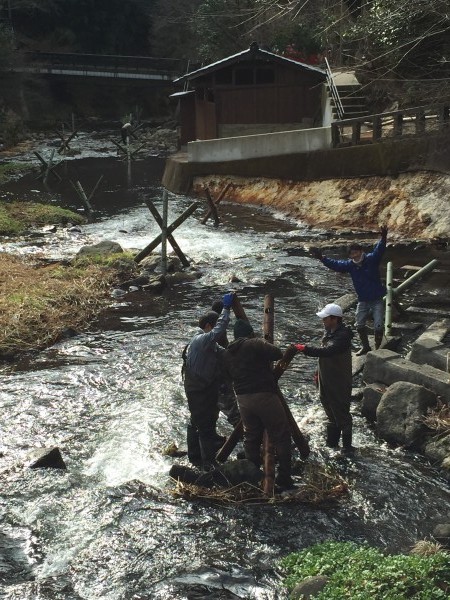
[255,67,275,84]
[235,68,254,85]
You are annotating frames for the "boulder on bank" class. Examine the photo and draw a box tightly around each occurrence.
[423,433,450,468]
[361,383,386,421]
[376,382,438,448]
[77,240,123,257]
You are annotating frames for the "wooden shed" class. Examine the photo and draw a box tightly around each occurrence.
[172,42,327,145]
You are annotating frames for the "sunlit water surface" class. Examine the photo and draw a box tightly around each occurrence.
[1,156,449,600]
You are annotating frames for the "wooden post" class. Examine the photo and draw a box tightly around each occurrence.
[70,180,93,219]
[216,421,243,462]
[161,189,168,275]
[201,182,232,225]
[145,200,190,267]
[415,109,426,135]
[352,121,361,145]
[262,431,275,496]
[372,116,382,141]
[263,294,274,343]
[203,187,220,227]
[134,202,200,264]
[331,123,340,147]
[393,113,403,137]
[231,294,249,321]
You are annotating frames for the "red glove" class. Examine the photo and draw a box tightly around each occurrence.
[294,343,305,352]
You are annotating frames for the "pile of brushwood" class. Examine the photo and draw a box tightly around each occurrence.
[170,461,348,506]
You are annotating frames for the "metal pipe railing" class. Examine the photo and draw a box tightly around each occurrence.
[325,57,344,120]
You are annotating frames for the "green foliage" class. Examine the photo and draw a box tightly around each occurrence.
[281,541,450,599]
[0,201,85,235]
[0,163,32,184]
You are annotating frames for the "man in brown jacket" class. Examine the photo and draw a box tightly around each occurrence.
[223,319,294,489]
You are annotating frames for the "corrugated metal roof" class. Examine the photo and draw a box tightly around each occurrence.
[174,43,326,83]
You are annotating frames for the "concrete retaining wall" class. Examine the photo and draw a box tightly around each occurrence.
[187,126,332,163]
[163,131,450,195]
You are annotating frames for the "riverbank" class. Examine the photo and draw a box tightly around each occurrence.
[192,170,450,242]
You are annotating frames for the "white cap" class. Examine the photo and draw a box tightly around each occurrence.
[316,303,343,318]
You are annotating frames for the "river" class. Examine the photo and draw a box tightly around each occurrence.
[1,153,450,600]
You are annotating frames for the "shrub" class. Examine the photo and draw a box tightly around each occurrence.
[280,541,450,599]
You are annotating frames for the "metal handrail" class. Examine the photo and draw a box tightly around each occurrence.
[325,57,344,120]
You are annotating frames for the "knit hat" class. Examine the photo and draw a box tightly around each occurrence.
[233,319,254,339]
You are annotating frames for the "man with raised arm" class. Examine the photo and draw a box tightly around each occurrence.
[310,226,388,355]
[183,292,234,470]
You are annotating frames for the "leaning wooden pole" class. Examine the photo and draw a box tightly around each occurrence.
[145,200,190,267]
[263,294,274,343]
[134,202,199,264]
[262,293,276,494]
[262,431,275,497]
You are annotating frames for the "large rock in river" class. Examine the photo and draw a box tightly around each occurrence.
[77,240,123,257]
[376,381,437,448]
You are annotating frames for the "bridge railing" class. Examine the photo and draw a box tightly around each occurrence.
[24,52,186,78]
[331,103,450,147]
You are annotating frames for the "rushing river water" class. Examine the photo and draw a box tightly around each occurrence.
[1,155,450,600]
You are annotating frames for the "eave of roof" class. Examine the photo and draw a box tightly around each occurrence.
[174,43,326,84]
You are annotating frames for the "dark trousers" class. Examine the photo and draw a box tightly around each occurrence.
[236,391,292,479]
[184,379,220,466]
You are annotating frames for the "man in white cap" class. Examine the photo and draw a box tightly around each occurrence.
[294,303,354,453]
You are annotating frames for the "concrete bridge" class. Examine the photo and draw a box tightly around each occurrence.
[15,52,187,85]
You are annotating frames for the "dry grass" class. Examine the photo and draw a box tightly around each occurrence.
[410,540,446,556]
[423,401,450,434]
[0,253,128,357]
[170,462,348,506]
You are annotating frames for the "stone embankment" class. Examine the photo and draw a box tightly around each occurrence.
[192,171,450,241]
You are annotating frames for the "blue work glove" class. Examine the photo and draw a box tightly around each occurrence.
[222,292,234,309]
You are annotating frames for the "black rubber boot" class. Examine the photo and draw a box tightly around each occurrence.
[341,432,356,455]
[199,438,220,471]
[275,459,295,491]
[355,327,371,356]
[326,424,341,448]
[187,424,201,466]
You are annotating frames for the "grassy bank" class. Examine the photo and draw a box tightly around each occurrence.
[0,200,85,235]
[281,541,450,599]
[0,200,139,358]
[0,252,137,359]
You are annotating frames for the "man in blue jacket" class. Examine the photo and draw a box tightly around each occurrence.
[311,226,387,355]
[183,292,234,470]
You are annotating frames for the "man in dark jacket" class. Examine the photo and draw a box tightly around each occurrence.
[223,319,294,489]
[183,293,234,470]
[311,226,387,355]
[295,303,354,453]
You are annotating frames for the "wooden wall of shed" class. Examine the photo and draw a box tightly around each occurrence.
[216,84,321,124]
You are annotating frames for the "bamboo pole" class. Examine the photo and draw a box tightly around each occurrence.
[161,189,168,275]
[384,261,393,338]
[393,259,439,295]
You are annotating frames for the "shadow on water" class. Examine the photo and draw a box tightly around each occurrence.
[1,156,450,599]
